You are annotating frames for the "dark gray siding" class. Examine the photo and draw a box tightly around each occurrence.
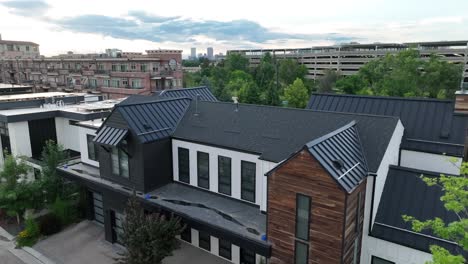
[143,138,173,192]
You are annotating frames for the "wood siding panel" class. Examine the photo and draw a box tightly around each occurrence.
[267,149,346,264]
[342,181,366,264]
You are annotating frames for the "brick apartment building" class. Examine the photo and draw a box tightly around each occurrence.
[0,44,183,99]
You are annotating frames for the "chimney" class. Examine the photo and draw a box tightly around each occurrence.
[455,89,468,114]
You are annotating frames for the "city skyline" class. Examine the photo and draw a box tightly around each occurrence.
[0,0,467,57]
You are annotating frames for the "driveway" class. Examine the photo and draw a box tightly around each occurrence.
[34,220,229,264]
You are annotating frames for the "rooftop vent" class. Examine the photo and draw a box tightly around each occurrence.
[143,123,152,130]
[332,159,344,170]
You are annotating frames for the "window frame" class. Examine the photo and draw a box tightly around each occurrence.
[294,240,309,264]
[198,231,211,252]
[197,151,210,189]
[178,147,190,183]
[371,256,395,264]
[240,160,256,203]
[86,134,99,161]
[295,193,311,241]
[111,140,129,178]
[218,155,232,195]
[218,239,232,260]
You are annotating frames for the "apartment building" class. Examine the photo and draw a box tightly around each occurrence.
[0,34,40,59]
[0,49,183,99]
[58,87,467,264]
[228,40,468,87]
[0,92,119,176]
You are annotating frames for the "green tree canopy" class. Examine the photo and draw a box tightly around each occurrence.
[317,69,339,93]
[116,194,184,264]
[278,59,308,86]
[224,53,250,73]
[283,78,309,108]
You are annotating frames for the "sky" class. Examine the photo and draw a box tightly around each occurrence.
[0,0,467,57]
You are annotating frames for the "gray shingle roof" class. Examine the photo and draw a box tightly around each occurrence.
[307,93,468,156]
[158,86,217,102]
[173,101,399,172]
[372,166,465,257]
[307,122,369,193]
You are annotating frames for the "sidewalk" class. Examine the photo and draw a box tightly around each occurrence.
[0,225,55,264]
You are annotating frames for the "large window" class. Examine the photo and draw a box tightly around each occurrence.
[197,152,209,189]
[111,140,129,178]
[178,148,189,183]
[241,161,256,202]
[86,134,99,161]
[294,241,308,264]
[219,239,231,260]
[198,231,211,251]
[371,256,395,264]
[218,156,231,195]
[296,194,311,240]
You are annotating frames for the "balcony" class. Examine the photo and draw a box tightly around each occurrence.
[150,70,174,78]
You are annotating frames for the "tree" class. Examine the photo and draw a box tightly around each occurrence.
[283,78,309,108]
[40,140,68,202]
[0,153,42,224]
[335,75,368,95]
[224,53,249,73]
[317,69,339,93]
[229,70,261,104]
[253,53,280,106]
[279,59,308,86]
[422,55,463,99]
[116,194,184,264]
[403,162,468,263]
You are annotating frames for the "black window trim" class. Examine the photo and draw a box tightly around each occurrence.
[198,231,211,252]
[295,193,312,241]
[111,140,129,178]
[294,240,309,264]
[86,134,98,161]
[371,256,395,264]
[197,151,210,189]
[240,160,256,203]
[178,147,190,183]
[218,238,232,260]
[218,155,232,196]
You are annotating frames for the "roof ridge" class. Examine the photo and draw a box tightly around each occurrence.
[160,86,208,94]
[196,100,400,120]
[306,121,356,148]
[311,93,455,103]
[119,96,191,107]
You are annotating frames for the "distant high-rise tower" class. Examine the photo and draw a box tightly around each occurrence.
[207,47,214,60]
[190,47,196,60]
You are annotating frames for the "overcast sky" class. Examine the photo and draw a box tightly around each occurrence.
[0,0,467,57]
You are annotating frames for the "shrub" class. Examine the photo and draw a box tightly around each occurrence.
[38,214,62,236]
[16,217,40,247]
[50,197,77,226]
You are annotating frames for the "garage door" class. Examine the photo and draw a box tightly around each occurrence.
[92,192,104,224]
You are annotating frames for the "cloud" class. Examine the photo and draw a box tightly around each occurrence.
[0,0,49,16]
[53,13,357,45]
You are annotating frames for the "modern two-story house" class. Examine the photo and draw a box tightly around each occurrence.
[58,88,467,264]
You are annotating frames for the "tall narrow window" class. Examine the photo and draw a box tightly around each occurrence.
[111,140,129,178]
[197,151,209,189]
[178,148,189,183]
[218,156,231,195]
[296,194,311,240]
[198,231,211,251]
[180,226,191,243]
[87,134,99,161]
[219,239,232,260]
[355,192,362,233]
[295,241,309,264]
[241,161,256,202]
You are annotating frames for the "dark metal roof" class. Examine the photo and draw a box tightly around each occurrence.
[307,93,468,156]
[94,126,128,147]
[158,86,217,102]
[372,166,465,256]
[173,101,399,172]
[307,122,368,193]
[103,97,192,144]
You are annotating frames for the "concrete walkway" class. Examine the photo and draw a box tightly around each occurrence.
[34,220,229,264]
[0,224,54,264]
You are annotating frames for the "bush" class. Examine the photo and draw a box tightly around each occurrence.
[38,214,62,236]
[16,217,40,247]
[50,197,77,226]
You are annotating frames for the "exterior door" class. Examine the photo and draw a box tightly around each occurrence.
[92,192,104,224]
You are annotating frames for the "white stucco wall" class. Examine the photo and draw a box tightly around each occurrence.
[183,227,265,264]
[8,121,32,157]
[55,117,80,152]
[78,126,99,167]
[400,150,461,175]
[172,139,277,211]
